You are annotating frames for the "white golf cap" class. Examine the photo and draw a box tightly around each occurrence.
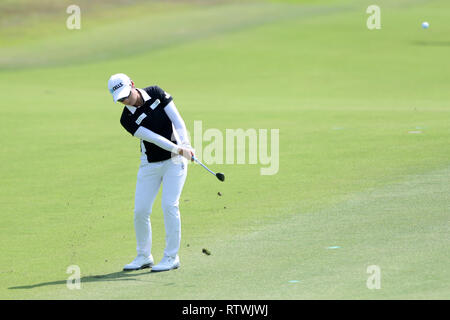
[108,73,132,102]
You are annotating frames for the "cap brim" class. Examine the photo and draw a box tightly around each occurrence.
[113,86,131,103]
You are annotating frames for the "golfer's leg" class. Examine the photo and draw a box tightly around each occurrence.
[161,156,188,257]
[134,163,163,257]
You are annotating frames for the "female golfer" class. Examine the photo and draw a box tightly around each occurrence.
[108,73,194,272]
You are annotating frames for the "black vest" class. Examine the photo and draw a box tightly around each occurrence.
[120,85,176,162]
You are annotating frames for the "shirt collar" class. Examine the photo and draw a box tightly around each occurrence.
[125,88,151,113]
[137,88,151,102]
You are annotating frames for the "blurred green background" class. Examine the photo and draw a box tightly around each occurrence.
[0,0,448,299]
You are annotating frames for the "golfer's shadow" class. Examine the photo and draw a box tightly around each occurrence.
[8,270,153,290]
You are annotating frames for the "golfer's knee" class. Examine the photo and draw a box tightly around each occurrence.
[134,206,151,220]
[161,200,179,216]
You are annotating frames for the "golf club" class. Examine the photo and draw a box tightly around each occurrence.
[191,155,225,182]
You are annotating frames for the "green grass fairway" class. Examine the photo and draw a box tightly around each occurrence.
[0,0,449,299]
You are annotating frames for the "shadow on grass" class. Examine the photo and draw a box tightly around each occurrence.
[412,40,450,47]
[8,270,153,290]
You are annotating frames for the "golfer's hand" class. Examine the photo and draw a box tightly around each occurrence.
[178,146,195,162]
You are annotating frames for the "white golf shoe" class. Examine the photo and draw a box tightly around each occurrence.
[151,255,180,272]
[123,254,154,271]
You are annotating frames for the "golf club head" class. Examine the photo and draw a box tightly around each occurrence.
[216,173,225,182]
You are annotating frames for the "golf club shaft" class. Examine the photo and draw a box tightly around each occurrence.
[192,156,216,176]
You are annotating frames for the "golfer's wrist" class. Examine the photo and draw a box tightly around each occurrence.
[177,147,189,156]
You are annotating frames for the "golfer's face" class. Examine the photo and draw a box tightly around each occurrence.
[118,88,135,105]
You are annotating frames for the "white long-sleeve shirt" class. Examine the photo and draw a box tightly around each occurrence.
[132,100,191,154]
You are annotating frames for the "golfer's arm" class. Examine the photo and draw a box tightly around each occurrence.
[164,101,191,147]
[133,127,179,154]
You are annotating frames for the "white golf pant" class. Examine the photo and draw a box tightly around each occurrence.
[134,155,187,258]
